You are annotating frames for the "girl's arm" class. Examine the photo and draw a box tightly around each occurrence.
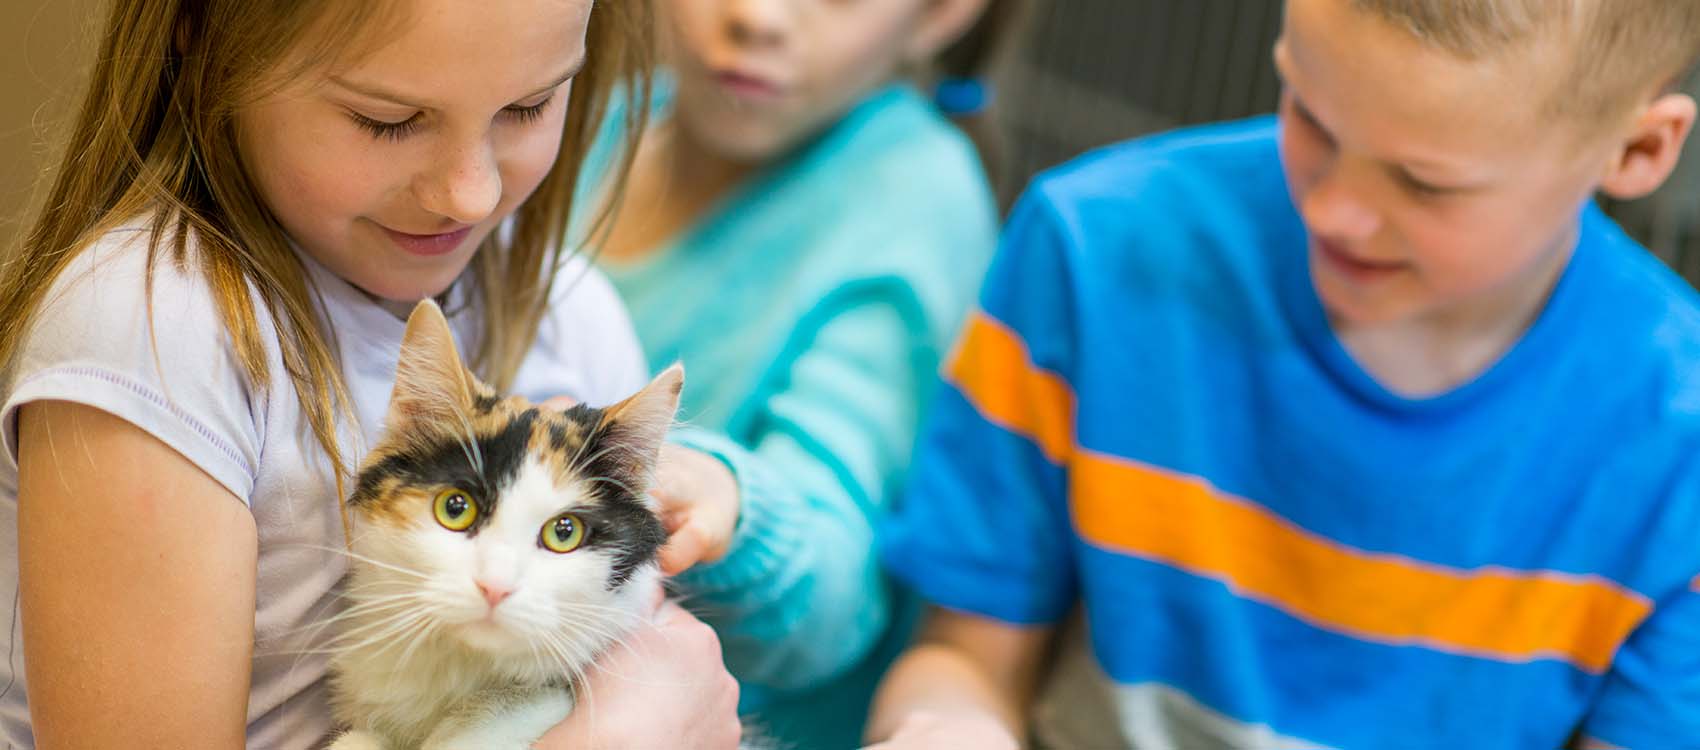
[864,608,1052,749]
[657,292,931,690]
[18,401,257,749]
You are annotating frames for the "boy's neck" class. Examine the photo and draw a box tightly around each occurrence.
[1332,224,1578,398]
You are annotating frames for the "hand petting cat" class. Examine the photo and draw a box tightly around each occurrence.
[650,443,740,574]
[535,586,743,750]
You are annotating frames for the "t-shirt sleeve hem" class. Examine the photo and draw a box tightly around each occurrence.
[4,367,257,502]
[883,542,1072,626]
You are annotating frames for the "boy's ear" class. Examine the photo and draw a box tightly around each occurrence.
[905,0,992,64]
[1599,92,1698,201]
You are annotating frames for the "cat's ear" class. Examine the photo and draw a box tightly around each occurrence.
[385,299,476,436]
[596,364,684,473]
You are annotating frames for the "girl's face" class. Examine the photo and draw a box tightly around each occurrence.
[238,0,592,302]
[661,0,934,163]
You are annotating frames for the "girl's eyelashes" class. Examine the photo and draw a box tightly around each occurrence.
[347,94,557,142]
[501,95,555,125]
[351,111,423,142]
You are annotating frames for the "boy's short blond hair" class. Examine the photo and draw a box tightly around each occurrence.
[1352,0,1700,121]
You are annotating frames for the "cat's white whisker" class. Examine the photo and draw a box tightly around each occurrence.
[448,403,484,476]
[580,474,647,501]
[327,607,439,657]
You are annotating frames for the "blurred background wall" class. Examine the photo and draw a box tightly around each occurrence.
[990,0,1700,280]
[4,0,1697,282]
[0,0,97,254]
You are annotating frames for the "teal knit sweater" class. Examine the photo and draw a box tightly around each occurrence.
[593,84,998,749]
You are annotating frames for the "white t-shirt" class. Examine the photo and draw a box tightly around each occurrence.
[0,220,648,749]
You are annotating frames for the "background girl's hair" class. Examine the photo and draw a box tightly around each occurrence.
[0,0,653,515]
[933,0,1032,192]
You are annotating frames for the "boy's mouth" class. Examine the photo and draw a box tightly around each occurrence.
[1314,238,1409,281]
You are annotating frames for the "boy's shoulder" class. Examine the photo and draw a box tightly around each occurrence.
[1026,116,1292,234]
[996,117,1303,307]
[1579,210,1700,426]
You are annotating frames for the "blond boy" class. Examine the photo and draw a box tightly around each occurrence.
[866,1,1700,747]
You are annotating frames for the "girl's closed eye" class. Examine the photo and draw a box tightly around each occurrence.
[348,95,557,142]
[502,95,555,125]
[350,110,423,142]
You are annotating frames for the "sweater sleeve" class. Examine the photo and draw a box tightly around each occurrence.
[667,279,934,691]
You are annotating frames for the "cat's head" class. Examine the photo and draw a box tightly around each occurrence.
[344,300,676,665]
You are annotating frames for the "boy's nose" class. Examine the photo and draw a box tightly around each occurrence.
[723,0,788,48]
[418,140,502,226]
[1299,171,1381,241]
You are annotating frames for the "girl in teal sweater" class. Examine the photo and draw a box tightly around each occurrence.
[585,1,1024,747]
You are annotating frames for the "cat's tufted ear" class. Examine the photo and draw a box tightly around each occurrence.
[595,364,684,475]
[385,299,477,438]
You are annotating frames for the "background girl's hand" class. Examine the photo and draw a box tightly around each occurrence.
[651,443,740,574]
[537,586,742,749]
[861,710,1021,750]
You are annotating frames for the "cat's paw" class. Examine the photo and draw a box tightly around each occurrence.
[326,729,388,750]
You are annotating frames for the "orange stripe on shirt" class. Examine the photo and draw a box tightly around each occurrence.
[1070,453,1652,673]
[943,310,1075,464]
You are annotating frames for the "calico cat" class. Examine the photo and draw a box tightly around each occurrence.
[325,299,680,749]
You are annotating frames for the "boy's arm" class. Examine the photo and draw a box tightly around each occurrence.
[1574,580,1700,748]
[867,188,1087,749]
[864,609,1054,749]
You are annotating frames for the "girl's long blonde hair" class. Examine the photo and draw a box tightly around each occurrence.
[0,0,651,497]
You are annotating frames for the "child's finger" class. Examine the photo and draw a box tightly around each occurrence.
[659,521,712,575]
[539,395,577,411]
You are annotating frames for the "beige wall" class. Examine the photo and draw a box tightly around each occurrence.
[0,0,98,253]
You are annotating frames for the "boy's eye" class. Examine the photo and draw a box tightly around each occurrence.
[434,489,478,531]
[350,111,423,142]
[1290,100,1333,145]
[1396,170,1451,199]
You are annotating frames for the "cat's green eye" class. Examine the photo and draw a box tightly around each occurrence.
[540,513,586,553]
[434,489,478,532]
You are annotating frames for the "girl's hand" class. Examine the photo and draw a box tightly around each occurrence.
[861,711,1021,750]
[651,443,740,575]
[536,586,742,749]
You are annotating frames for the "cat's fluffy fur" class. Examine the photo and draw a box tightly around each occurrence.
[325,300,678,749]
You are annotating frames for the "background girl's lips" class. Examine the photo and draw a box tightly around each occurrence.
[383,225,473,257]
[714,69,786,101]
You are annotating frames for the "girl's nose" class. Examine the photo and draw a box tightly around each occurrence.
[723,0,789,49]
[417,138,502,226]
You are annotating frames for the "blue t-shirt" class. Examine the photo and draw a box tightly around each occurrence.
[884,117,1700,749]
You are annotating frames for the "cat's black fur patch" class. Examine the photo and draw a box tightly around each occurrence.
[351,403,666,586]
[350,409,541,538]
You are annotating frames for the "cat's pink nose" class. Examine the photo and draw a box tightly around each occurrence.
[476,581,513,608]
